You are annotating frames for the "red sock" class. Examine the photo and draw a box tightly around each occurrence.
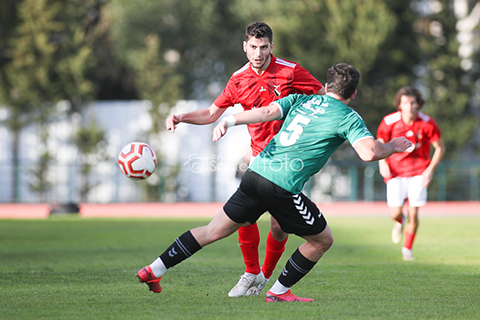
[261,231,288,279]
[238,223,260,275]
[404,232,416,250]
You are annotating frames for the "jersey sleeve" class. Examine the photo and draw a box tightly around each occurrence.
[292,65,323,94]
[428,118,442,142]
[213,76,238,109]
[274,94,301,119]
[338,111,373,145]
[376,117,391,142]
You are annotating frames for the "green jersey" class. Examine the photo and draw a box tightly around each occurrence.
[249,94,373,194]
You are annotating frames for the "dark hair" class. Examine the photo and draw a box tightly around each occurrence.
[326,63,360,99]
[245,22,273,43]
[393,86,424,109]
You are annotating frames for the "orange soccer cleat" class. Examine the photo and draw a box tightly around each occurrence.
[137,266,162,293]
[265,289,313,302]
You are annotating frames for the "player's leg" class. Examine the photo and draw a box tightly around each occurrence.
[266,225,333,302]
[402,206,419,261]
[229,222,265,297]
[390,206,405,244]
[265,191,330,302]
[263,217,288,278]
[237,223,261,275]
[386,177,407,244]
[137,209,243,293]
[226,170,269,297]
[245,216,288,296]
[233,152,262,293]
[402,175,426,261]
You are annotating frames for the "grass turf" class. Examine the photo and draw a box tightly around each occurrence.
[0,215,479,319]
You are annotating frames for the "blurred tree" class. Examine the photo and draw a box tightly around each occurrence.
[87,2,138,100]
[28,122,53,202]
[109,0,246,101]
[232,0,400,157]
[0,0,63,201]
[107,0,248,201]
[412,0,479,159]
[0,0,103,201]
[0,0,20,201]
[126,35,182,201]
[237,0,395,77]
[247,0,477,160]
[72,117,107,202]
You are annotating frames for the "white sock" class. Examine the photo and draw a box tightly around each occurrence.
[268,280,290,295]
[149,257,167,278]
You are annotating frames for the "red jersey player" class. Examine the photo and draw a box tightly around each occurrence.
[377,86,445,261]
[166,22,323,296]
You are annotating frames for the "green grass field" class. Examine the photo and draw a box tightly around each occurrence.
[1,215,479,320]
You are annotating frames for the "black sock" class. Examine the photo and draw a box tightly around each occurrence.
[278,248,316,287]
[159,230,202,268]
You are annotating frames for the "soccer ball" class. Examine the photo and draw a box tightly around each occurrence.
[118,142,157,180]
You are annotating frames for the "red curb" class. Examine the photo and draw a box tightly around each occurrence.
[0,204,51,219]
[1,202,478,219]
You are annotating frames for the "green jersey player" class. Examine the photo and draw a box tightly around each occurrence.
[137,63,412,302]
[249,93,374,194]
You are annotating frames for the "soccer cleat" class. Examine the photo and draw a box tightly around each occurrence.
[245,277,270,296]
[228,272,265,297]
[391,216,405,244]
[265,290,313,302]
[137,266,162,293]
[402,247,415,261]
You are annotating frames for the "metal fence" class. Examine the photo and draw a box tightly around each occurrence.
[0,160,479,204]
[304,160,480,202]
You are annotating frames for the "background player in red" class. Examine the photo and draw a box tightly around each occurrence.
[377,86,445,261]
[165,22,324,296]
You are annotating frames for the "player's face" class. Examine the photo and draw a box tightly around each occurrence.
[243,37,273,73]
[399,95,420,118]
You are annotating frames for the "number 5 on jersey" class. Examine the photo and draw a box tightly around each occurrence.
[280,115,311,146]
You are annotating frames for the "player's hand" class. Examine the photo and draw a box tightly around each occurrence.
[212,120,229,142]
[391,137,414,153]
[378,161,391,179]
[166,114,181,133]
[422,169,434,187]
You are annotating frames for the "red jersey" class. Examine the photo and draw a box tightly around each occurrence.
[377,111,441,180]
[214,55,322,156]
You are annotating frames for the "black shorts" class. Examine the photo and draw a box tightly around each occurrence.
[223,169,327,237]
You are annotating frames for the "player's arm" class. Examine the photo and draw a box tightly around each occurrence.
[377,137,392,179]
[353,137,413,162]
[421,138,446,187]
[212,103,282,142]
[166,103,227,133]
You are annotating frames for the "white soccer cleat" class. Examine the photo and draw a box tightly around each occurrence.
[391,215,406,244]
[245,277,269,296]
[402,247,415,261]
[391,221,403,244]
[228,272,266,297]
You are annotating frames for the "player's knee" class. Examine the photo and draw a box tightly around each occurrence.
[311,234,333,254]
[322,234,334,252]
[270,224,287,240]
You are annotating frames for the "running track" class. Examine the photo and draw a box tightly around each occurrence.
[0,202,479,219]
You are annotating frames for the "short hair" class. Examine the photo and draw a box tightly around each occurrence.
[245,22,273,43]
[393,86,424,109]
[326,63,360,99]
